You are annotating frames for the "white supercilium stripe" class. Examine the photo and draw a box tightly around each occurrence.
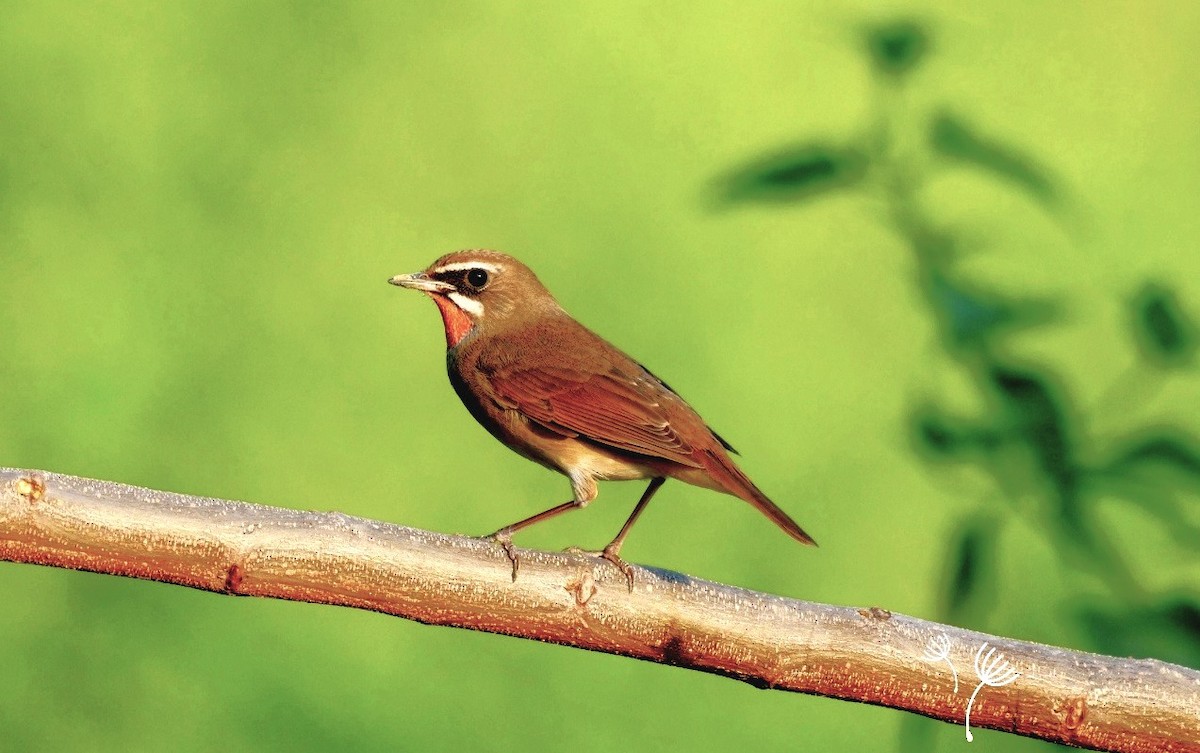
[431,261,502,274]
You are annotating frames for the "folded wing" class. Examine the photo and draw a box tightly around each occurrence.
[485,362,705,469]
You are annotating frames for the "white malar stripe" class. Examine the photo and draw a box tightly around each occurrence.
[431,261,502,274]
[447,291,485,317]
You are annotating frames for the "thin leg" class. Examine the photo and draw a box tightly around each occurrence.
[488,500,582,539]
[600,477,666,590]
[485,499,584,581]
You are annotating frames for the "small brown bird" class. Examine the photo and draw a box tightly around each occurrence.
[389,250,814,582]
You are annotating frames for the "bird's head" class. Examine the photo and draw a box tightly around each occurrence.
[389,249,559,348]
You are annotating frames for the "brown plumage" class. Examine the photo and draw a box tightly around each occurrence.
[389,250,814,583]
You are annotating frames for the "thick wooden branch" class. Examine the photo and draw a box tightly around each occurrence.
[1,468,1197,751]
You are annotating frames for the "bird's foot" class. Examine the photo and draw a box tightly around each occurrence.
[562,545,635,591]
[600,546,636,592]
[483,531,519,581]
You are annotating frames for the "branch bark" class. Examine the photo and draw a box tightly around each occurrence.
[1,468,1197,751]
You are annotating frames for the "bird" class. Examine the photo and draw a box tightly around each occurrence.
[388,249,815,584]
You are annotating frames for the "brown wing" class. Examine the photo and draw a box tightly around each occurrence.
[472,320,816,545]
[485,361,705,469]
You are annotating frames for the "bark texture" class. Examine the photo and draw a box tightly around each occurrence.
[1,468,1197,751]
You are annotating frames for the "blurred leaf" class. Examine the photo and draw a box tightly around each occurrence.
[924,269,1061,349]
[916,412,958,455]
[941,515,1001,623]
[1130,282,1197,367]
[864,19,929,78]
[930,110,1059,207]
[988,367,1082,520]
[948,526,984,612]
[990,368,1068,459]
[1078,596,1200,669]
[911,404,1000,459]
[1108,433,1200,481]
[1099,432,1200,547]
[714,143,868,206]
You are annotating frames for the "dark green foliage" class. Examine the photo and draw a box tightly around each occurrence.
[1130,282,1197,367]
[931,110,1060,207]
[1109,432,1200,482]
[715,144,868,206]
[1100,432,1200,549]
[924,269,1060,350]
[864,19,929,77]
[911,404,999,459]
[915,410,958,456]
[944,515,1000,621]
[1079,597,1200,669]
[988,368,1068,462]
[717,17,1200,745]
[985,367,1093,540]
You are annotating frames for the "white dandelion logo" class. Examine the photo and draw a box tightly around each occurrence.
[965,642,1021,742]
[921,633,959,694]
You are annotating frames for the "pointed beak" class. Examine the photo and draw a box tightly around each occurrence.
[388,272,454,294]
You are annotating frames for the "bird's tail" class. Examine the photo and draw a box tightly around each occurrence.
[704,450,816,546]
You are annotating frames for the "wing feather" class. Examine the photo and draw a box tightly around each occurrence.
[486,362,704,468]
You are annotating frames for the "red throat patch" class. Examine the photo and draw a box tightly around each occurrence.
[431,293,475,348]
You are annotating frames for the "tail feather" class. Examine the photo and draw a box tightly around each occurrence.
[704,450,816,546]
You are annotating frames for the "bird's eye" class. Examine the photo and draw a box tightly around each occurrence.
[466,268,489,289]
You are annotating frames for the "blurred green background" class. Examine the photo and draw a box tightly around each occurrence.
[3,2,1199,751]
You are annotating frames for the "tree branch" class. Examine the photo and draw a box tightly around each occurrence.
[2,468,1197,751]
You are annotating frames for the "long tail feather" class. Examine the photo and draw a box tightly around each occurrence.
[704,450,816,546]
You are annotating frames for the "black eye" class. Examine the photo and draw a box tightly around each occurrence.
[466,268,489,289]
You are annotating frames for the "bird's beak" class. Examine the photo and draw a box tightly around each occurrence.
[388,272,454,293]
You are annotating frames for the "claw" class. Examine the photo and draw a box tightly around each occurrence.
[563,545,635,591]
[599,546,635,592]
[483,532,519,581]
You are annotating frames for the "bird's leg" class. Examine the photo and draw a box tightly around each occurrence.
[484,499,586,580]
[599,477,666,591]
